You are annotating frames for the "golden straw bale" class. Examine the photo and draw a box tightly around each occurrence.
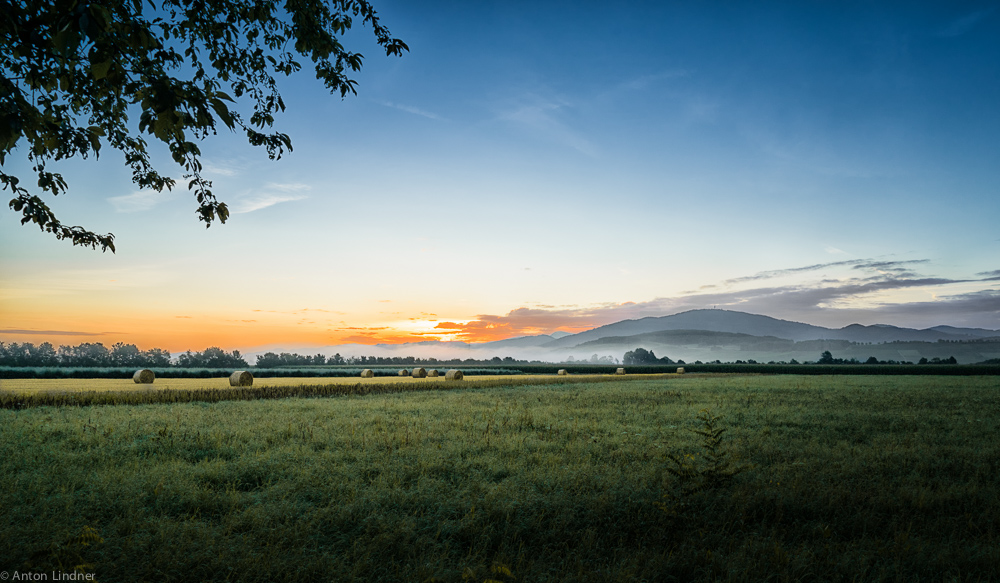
[676,367,685,374]
[427,369,439,377]
[445,369,463,381]
[229,371,254,386]
[398,369,410,376]
[616,368,625,375]
[133,369,155,384]
[412,367,427,378]
[360,369,374,378]
[558,369,568,375]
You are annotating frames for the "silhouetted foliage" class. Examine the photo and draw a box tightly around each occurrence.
[816,351,861,365]
[256,352,329,367]
[256,352,541,367]
[2,0,407,250]
[177,347,247,368]
[920,356,958,365]
[0,341,170,367]
[623,348,674,365]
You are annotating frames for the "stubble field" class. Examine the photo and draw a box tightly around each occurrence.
[1,374,998,582]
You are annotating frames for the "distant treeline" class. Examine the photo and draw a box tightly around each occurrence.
[642,349,966,366]
[255,352,542,367]
[0,342,246,368]
[817,350,956,365]
[1,342,992,371]
[623,348,676,365]
[0,342,171,367]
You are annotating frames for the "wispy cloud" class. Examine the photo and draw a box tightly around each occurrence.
[719,259,930,286]
[234,183,310,213]
[376,100,443,120]
[274,183,311,194]
[107,189,171,213]
[854,260,930,279]
[202,160,241,177]
[721,259,866,285]
[937,9,994,38]
[856,260,928,271]
[110,161,241,212]
[499,95,598,157]
[619,69,688,91]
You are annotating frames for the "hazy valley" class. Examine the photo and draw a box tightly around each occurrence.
[247,309,1000,365]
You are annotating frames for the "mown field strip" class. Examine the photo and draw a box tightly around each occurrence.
[0,374,671,394]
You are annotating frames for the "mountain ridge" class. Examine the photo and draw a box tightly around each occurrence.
[540,309,995,346]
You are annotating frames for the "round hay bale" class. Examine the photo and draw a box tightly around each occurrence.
[558,369,569,375]
[133,369,155,384]
[616,367,625,375]
[360,369,374,378]
[229,371,253,387]
[412,367,427,378]
[676,367,685,374]
[445,369,463,381]
[427,369,440,377]
[398,369,410,376]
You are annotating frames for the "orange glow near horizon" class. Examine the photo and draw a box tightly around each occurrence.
[7,274,991,353]
[1,273,640,352]
[0,305,596,352]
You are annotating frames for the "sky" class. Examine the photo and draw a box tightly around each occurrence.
[2,1,999,355]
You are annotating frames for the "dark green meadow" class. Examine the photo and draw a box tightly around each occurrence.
[1,375,998,582]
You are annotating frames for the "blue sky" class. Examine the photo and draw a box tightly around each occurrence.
[1,1,998,352]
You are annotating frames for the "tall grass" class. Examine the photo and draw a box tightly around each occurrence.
[1,375,998,582]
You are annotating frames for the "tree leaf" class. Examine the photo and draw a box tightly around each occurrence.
[91,61,112,80]
[209,98,235,130]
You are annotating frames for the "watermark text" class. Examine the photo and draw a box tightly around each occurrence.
[0,573,96,581]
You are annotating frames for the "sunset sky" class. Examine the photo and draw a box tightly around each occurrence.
[2,1,999,355]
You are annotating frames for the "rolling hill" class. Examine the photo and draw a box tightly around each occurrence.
[541,309,994,347]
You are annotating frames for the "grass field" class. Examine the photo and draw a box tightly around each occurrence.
[2,375,998,582]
